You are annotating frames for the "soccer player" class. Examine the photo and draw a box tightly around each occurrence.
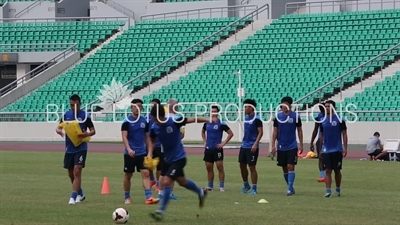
[239,99,263,195]
[148,104,208,221]
[121,99,159,205]
[157,98,183,200]
[147,98,163,191]
[55,94,96,205]
[366,132,387,161]
[272,96,303,196]
[310,102,326,182]
[201,105,234,192]
[319,100,348,198]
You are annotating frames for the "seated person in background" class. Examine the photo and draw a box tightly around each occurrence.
[366,132,387,161]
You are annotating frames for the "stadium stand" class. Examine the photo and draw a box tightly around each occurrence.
[0,21,124,54]
[341,71,400,121]
[1,17,247,121]
[137,9,400,121]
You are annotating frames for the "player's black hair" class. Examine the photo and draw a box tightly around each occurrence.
[325,100,336,109]
[211,105,220,112]
[151,98,161,105]
[373,132,380,136]
[319,101,325,114]
[151,104,165,118]
[280,96,293,105]
[131,99,143,104]
[243,99,257,108]
[70,94,81,103]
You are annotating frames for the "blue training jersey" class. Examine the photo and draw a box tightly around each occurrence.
[61,110,94,153]
[121,115,149,156]
[203,119,230,150]
[320,114,347,154]
[274,111,302,151]
[242,114,263,149]
[150,117,186,163]
[147,113,162,148]
[315,112,325,138]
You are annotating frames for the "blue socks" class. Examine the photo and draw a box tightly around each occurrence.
[150,174,155,182]
[208,182,213,189]
[320,170,325,178]
[336,187,341,193]
[252,184,257,191]
[184,179,202,195]
[288,171,295,192]
[145,189,152,199]
[159,186,172,212]
[78,188,84,196]
[124,191,130,200]
[71,191,78,200]
[326,188,331,194]
[243,181,250,188]
[220,181,224,188]
[283,173,288,184]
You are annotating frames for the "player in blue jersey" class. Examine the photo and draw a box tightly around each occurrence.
[319,100,348,198]
[148,104,208,221]
[55,94,96,205]
[121,99,159,205]
[239,99,263,195]
[272,96,303,196]
[201,105,234,192]
[147,98,162,191]
[310,102,326,182]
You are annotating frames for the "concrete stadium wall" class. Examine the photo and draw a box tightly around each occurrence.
[304,0,400,14]
[4,2,56,19]
[15,52,63,64]
[0,52,80,109]
[0,122,399,144]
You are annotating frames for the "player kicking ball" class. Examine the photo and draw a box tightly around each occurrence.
[201,105,234,192]
[121,99,159,205]
[148,104,208,221]
[319,100,348,198]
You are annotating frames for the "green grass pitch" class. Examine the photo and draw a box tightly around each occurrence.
[0,151,399,225]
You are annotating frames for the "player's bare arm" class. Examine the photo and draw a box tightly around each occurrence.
[180,127,185,139]
[201,124,207,147]
[147,137,156,159]
[341,122,348,157]
[222,129,234,147]
[121,130,134,158]
[271,118,278,152]
[186,117,210,123]
[310,122,320,151]
[78,118,96,138]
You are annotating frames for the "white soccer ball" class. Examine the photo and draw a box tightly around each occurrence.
[112,208,129,224]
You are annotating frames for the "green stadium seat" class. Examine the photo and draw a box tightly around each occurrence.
[136,9,400,122]
[0,21,124,53]
[2,17,244,121]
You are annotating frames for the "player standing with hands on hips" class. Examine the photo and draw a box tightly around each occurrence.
[56,94,96,205]
[272,96,303,196]
[319,100,348,198]
[201,105,234,192]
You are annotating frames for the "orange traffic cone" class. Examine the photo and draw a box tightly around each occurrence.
[101,177,110,195]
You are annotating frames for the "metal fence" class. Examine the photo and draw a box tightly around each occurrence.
[286,0,400,15]
[141,5,260,21]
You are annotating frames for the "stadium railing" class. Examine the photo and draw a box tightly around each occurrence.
[140,4,259,20]
[0,16,131,27]
[293,42,400,108]
[84,3,270,110]
[0,43,78,98]
[90,0,135,19]
[285,0,400,15]
[0,43,75,52]
[14,0,46,18]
